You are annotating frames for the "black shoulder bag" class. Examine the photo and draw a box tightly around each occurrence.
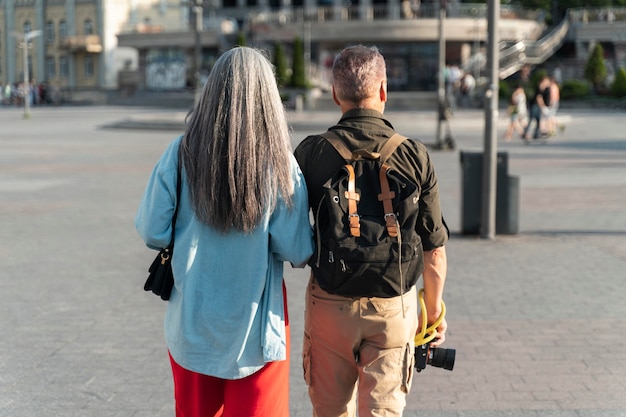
[143,149,182,301]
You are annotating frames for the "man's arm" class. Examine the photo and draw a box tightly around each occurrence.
[420,245,448,346]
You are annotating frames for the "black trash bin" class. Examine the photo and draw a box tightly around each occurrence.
[460,151,519,235]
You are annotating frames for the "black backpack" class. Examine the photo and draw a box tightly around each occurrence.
[311,131,424,298]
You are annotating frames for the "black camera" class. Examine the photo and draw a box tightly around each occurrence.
[414,342,455,372]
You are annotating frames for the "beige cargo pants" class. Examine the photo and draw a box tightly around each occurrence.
[302,275,418,417]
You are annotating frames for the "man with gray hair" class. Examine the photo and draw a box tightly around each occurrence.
[295,45,449,417]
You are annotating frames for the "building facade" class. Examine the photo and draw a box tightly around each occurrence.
[3,0,626,99]
[0,0,175,95]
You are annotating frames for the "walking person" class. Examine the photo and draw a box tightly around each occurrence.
[294,45,449,417]
[135,47,314,417]
[523,75,550,142]
[504,83,528,141]
[545,76,561,136]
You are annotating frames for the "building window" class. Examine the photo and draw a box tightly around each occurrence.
[59,20,67,42]
[84,56,94,77]
[24,21,32,34]
[60,56,69,77]
[84,19,94,35]
[46,21,56,44]
[46,57,56,78]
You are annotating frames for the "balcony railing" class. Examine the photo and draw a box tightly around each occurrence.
[569,7,626,23]
[60,35,102,53]
[248,3,541,25]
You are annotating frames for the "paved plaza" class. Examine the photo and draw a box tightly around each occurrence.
[1,104,625,417]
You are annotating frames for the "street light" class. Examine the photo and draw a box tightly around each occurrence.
[11,30,42,119]
[193,0,203,105]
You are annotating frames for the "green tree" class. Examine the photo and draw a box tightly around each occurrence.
[611,67,626,98]
[235,31,246,47]
[584,43,607,91]
[273,42,289,88]
[290,36,308,89]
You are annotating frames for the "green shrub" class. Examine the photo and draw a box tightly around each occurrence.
[499,80,511,100]
[611,67,626,98]
[235,32,246,47]
[290,37,308,89]
[273,42,289,88]
[584,43,607,91]
[560,79,590,100]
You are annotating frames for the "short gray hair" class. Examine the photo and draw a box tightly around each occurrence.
[332,45,387,106]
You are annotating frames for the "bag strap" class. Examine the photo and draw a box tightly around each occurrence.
[168,143,183,249]
[378,133,407,163]
[321,130,407,163]
[344,164,361,237]
[378,164,397,237]
[321,130,353,160]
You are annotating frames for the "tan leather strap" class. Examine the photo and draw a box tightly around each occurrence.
[378,163,398,237]
[376,134,406,237]
[344,164,361,237]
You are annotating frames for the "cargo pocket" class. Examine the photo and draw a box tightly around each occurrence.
[302,331,312,386]
[401,342,415,393]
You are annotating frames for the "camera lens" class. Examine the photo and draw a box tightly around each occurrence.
[429,347,456,371]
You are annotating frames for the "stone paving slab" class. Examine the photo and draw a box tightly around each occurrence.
[0,105,625,417]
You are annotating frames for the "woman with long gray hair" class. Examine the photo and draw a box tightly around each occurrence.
[136,47,314,417]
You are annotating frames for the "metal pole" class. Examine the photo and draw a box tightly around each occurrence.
[194,0,203,105]
[436,0,446,147]
[480,0,499,239]
[23,40,31,119]
[304,21,311,83]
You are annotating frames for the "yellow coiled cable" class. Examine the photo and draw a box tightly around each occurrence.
[414,288,446,346]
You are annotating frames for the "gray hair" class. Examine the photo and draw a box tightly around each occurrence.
[181,46,293,233]
[332,45,387,106]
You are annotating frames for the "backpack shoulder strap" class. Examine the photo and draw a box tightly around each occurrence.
[378,133,407,163]
[377,134,407,238]
[320,130,362,237]
[321,131,407,162]
[320,130,353,160]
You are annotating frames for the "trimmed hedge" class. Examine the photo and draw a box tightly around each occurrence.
[560,79,590,100]
[611,67,626,98]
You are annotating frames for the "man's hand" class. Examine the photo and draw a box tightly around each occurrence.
[417,314,447,347]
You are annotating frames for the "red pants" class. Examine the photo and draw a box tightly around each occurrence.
[169,283,290,417]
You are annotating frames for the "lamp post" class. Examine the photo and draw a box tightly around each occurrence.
[435,0,447,148]
[194,0,203,105]
[12,30,42,119]
[480,0,499,239]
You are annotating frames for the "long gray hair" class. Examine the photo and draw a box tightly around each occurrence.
[181,47,293,233]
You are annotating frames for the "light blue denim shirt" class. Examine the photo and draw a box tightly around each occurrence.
[136,136,314,379]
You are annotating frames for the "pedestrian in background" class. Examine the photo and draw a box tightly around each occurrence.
[135,47,314,417]
[523,75,550,142]
[504,83,528,141]
[545,75,561,136]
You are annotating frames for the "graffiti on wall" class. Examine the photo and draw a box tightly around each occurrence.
[145,59,186,91]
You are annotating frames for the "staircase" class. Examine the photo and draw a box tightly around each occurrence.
[499,16,570,79]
